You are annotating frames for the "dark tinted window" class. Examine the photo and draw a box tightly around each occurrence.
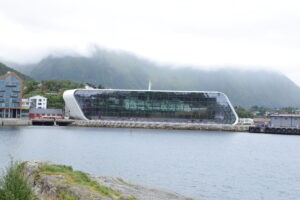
[74,90,237,124]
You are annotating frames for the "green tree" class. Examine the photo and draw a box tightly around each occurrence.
[279,107,298,114]
[23,80,40,96]
[23,80,90,109]
[235,107,254,118]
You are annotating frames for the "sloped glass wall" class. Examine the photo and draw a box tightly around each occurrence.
[74,90,237,124]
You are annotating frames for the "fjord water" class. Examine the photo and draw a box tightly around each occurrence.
[0,127,299,200]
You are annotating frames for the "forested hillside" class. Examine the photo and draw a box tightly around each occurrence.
[10,48,300,108]
[0,62,87,108]
[23,80,86,108]
[0,62,33,81]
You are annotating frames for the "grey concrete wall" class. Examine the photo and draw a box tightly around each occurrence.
[0,119,32,126]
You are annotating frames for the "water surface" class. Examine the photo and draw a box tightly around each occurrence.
[0,126,299,200]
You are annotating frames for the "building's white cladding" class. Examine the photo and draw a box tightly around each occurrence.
[63,89,88,120]
[63,89,238,125]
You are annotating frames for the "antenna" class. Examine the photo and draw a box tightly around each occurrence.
[148,80,152,91]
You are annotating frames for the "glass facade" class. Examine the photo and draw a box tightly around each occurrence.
[0,108,28,118]
[74,90,237,124]
[0,74,22,108]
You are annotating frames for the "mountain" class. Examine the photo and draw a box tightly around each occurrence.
[0,62,33,81]
[11,48,300,108]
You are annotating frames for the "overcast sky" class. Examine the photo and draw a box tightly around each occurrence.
[1,0,300,84]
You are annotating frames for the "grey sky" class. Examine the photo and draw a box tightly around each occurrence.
[1,0,300,84]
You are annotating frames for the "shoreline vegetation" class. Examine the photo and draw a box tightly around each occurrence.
[0,160,196,200]
[0,160,33,200]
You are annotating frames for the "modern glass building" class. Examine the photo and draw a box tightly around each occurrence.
[64,89,238,124]
[0,72,26,118]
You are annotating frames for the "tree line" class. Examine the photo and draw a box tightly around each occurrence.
[235,105,300,118]
[23,80,104,109]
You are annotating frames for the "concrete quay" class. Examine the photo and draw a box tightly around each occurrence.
[0,119,32,126]
[0,119,74,126]
[71,120,249,132]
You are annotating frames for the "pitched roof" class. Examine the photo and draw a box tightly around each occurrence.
[0,72,22,82]
[29,108,63,115]
[29,95,47,99]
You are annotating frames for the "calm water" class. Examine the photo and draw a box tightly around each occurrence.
[0,126,299,200]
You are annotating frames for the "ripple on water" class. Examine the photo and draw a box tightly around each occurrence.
[0,126,299,200]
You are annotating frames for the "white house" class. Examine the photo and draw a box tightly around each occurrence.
[30,95,47,109]
[23,95,47,109]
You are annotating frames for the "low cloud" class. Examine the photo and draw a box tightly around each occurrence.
[0,0,300,84]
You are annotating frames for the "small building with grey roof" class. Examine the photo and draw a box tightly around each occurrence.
[29,108,64,119]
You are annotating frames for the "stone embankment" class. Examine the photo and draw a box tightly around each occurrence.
[0,118,249,132]
[23,161,196,200]
[72,120,249,132]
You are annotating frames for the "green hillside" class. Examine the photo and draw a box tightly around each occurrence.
[23,80,86,108]
[15,48,300,108]
[0,62,33,82]
[0,62,89,108]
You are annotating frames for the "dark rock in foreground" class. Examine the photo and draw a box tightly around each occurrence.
[23,161,197,200]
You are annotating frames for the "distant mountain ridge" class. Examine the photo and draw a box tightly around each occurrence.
[0,62,33,81]
[8,48,300,108]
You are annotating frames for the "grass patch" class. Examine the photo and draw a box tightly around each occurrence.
[117,177,125,183]
[0,160,33,200]
[122,196,137,200]
[117,177,132,186]
[114,196,137,200]
[58,190,77,200]
[37,163,120,198]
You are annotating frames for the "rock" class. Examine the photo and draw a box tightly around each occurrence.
[22,161,197,200]
[95,176,195,200]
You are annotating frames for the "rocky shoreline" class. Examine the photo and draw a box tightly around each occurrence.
[22,161,197,200]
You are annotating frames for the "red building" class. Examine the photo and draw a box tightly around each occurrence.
[29,108,64,119]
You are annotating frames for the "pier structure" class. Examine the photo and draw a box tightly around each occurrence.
[249,126,300,135]
[0,118,31,126]
[31,119,75,126]
[0,118,74,126]
[249,114,300,135]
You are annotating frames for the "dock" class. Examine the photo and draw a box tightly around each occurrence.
[0,119,75,126]
[32,119,75,126]
[0,119,32,126]
[249,126,300,135]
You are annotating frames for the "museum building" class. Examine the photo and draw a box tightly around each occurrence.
[63,89,238,124]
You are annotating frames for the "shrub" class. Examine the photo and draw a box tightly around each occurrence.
[0,160,33,200]
[58,190,77,200]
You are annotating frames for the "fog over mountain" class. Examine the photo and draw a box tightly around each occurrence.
[7,47,300,108]
[0,62,32,81]
[2,0,300,85]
